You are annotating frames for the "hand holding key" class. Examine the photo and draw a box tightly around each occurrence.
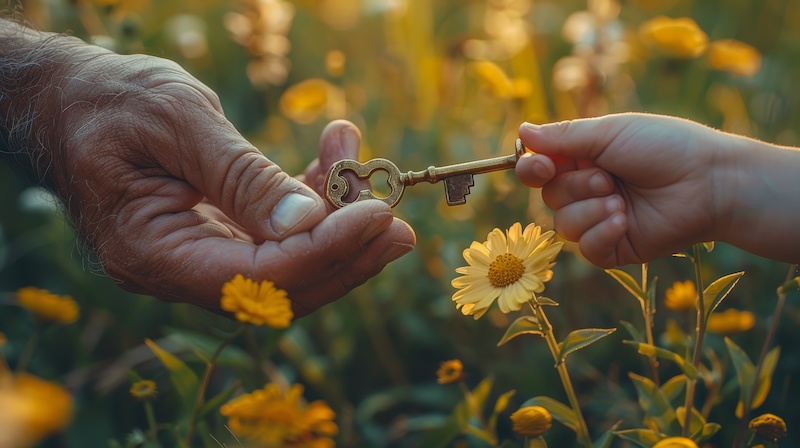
[325,139,526,208]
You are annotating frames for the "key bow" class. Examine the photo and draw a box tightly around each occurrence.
[325,158,405,208]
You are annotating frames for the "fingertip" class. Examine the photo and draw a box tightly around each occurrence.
[578,211,627,268]
[516,153,555,187]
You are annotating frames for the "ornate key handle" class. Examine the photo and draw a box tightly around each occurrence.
[325,158,405,208]
[325,139,526,209]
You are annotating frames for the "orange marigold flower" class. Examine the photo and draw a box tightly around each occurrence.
[0,372,73,447]
[16,287,79,324]
[220,274,293,328]
[220,383,337,447]
[436,359,464,385]
[652,437,698,448]
[706,39,762,77]
[640,16,708,58]
[279,78,334,124]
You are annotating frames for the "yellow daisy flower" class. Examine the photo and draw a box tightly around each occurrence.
[706,308,755,334]
[652,437,698,448]
[436,359,464,385]
[0,372,73,448]
[664,280,696,312]
[220,274,293,328]
[220,383,337,447]
[16,287,79,325]
[451,223,562,319]
[639,16,708,58]
[749,413,787,441]
[510,405,552,437]
[706,39,762,77]
[129,380,157,400]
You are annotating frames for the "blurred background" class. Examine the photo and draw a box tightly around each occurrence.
[2,0,800,446]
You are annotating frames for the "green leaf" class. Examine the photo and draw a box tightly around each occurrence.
[526,437,548,448]
[724,337,756,419]
[660,375,688,404]
[623,342,699,380]
[740,346,781,417]
[628,372,681,434]
[144,338,199,415]
[198,380,241,419]
[489,389,516,434]
[676,406,706,435]
[605,269,647,309]
[521,396,579,432]
[702,272,744,320]
[166,328,251,368]
[535,296,559,307]
[557,328,616,365]
[613,429,660,448]
[695,423,722,444]
[498,316,543,347]
[421,378,495,447]
[593,421,622,448]
[619,321,645,343]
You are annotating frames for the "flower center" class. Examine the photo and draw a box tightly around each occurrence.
[487,253,525,288]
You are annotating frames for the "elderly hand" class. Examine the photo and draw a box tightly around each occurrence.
[2,20,415,316]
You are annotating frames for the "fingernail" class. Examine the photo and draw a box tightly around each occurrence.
[272,193,319,235]
[379,242,414,265]
[360,211,392,246]
[606,195,623,214]
[340,126,359,152]
[590,172,611,193]
[532,160,550,179]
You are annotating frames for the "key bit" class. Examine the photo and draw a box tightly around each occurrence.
[443,174,475,206]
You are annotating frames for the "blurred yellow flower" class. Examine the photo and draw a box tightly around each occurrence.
[325,50,346,77]
[16,287,79,324]
[706,308,755,334]
[220,383,337,447]
[0,372,73,448]
[510,405,552,437]
[279,78,334,124]
[652,437,698,448]
[471,60,514,98]
[129,380,157,400]
[436,359,464,384]
[706,39,762,77]
[639,16,708,58]
[749,413,787,441]
[220,274,293,328]
[0,332,6,346]
[664,280,696,312]
[452,223,562,319]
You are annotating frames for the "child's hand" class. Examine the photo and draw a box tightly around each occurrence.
[516,113,739,267]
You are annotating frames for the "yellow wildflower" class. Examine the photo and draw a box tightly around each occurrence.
[129,380,157,400]
[220,383,337,447]
[510,406,552,437]
[664,280,696,312]
[749,413,787,441]
[436,359,464,385]
[279,78,333,124]
[640,16,708,58]
[16,287,79,324]
[706,308,755,334]
[471,60,514,98]
[706,39,762,77]
[0,332,6,346]
[451,223,562,320]
[652,437,698,448]
[0,372,73,447]
[220,275,293,328]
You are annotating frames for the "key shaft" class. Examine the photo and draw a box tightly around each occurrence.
[401,152,518,186]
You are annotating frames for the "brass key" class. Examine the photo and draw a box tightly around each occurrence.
[325,139,526,208]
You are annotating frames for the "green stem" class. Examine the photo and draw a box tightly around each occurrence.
[531,298,592,448]
[458,381,497,446]
[731,264,798,448]
[144,399,158,441]
[184,325,246,446]
[683,244,707,436]
[641,263,660,386]
[15,331,38,373]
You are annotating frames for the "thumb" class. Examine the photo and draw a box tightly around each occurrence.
[518,116,625,161]
[152,107,327,241]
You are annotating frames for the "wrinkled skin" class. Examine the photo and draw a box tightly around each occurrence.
[49,51,415,317]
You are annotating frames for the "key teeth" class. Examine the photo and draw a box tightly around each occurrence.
[444,174,475,206]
